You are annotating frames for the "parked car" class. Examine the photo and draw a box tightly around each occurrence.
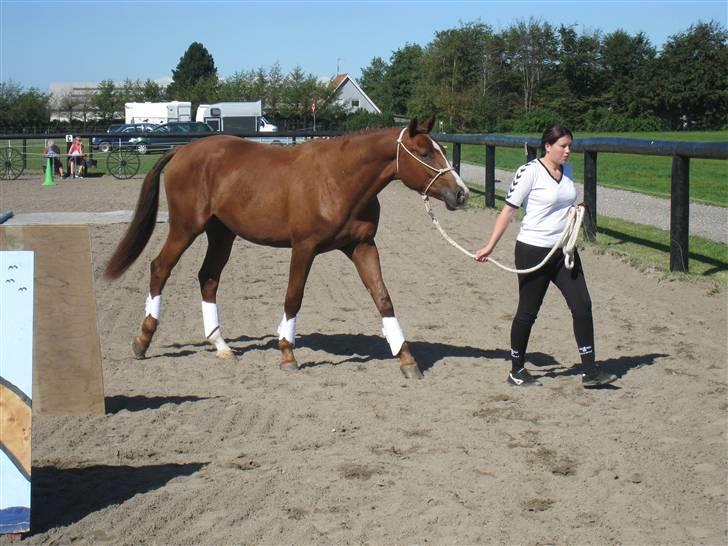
[128,121,214,154]
[92,123,156,152]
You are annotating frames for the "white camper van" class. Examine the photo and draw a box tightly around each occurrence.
[195,101,277,133]
[125,101,192,125]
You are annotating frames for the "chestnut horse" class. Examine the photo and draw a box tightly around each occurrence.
[104,115,469,378]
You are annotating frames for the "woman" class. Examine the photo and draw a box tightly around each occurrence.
[474,124,617,388]
[67,136,84,178]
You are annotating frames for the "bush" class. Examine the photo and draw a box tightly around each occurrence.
[340,110,394,131]
[511,108,562,132]
[584,108,661,132]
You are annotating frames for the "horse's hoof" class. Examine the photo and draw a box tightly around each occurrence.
[400,364,423,379]
[216,350,237,360]
[132,337,147,359]
[280,361,298,372]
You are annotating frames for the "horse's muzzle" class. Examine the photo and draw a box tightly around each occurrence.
[444,187,470,210]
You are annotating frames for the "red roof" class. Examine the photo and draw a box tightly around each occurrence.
[330,74,348,90]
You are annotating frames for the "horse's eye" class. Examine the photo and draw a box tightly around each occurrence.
[420,151,432,160]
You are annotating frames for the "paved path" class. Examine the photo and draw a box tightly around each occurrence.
[460,162,727,244]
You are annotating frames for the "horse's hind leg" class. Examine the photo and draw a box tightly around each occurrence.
[342,240,423,379]
[278,243,317,371]
[198,218,236,359]
[133,225,198,359]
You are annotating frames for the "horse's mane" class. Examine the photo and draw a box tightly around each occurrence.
[298,126,395,148]
[344,126,396,139]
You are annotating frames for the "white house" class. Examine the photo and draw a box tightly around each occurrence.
[328,74,381,114]
[48,82,103,122]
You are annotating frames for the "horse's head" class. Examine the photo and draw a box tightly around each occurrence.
[396,115,469,210]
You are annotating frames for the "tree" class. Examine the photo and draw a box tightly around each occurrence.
[386,44,424,115]
[410,23,490,130]
[91,79,120,122]
[503,19,559,113]
[167,42,218,99]
[359,56,389,111]
[558,25,604,100]
[656,21,728,129]
[57,90,82,124]
[0,81,50,131]
[600,30,657,118]
[142,79,164,101]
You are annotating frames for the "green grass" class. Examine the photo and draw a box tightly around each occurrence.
[466,186,727,287]
[459,131,728,207]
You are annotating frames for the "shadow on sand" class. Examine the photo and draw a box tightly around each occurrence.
[30,463,206,534]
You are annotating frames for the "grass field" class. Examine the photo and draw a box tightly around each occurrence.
[460,131,728,207]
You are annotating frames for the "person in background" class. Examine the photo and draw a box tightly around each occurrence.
[474,124,618,388]
[67,136,85,178]
[43,139,65,178]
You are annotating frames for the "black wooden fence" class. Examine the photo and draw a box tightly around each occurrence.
[434,133,728,273]
[4,131,727,272]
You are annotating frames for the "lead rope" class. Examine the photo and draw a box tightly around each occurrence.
[395,128,583,274]
[423,197,586,274]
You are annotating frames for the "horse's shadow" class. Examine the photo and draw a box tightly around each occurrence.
[105,395,215,414]
[30,463,206,534]
[230,332,508,373]
[159,335,271,358]
[159,334,668,381]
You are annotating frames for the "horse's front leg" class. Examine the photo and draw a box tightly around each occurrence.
[278,243,317,371]
[342,240,423,379]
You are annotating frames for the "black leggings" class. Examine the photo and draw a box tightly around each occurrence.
[510,240,595,371]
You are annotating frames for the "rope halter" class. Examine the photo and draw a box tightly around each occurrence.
[396,127,455,198]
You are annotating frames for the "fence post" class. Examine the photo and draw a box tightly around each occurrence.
[670,155,690,272]
[485,144,495,208]
[526,145,537,162]
[452,142,461,174]
[22,138,27,170]
[583,150,598,240]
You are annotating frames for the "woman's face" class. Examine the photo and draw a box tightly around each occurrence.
[544,135,572,165]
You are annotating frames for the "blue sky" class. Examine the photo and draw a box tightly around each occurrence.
[1,0,725,91]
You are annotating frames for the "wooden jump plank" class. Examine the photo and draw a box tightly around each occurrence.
[0,225,104,416]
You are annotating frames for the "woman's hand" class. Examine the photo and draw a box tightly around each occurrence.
[474,243,494,262]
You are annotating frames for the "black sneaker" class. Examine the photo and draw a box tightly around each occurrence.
[507,368,542,387]
[582,368,618,387]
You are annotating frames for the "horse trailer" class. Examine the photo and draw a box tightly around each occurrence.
[195,101,278,133]
[125,101,192,125]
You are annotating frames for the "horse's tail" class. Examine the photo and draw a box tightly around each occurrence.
[104,149,178,279]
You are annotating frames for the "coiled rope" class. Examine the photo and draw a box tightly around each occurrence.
[423,196,586,274]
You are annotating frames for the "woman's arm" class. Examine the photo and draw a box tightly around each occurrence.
[474,204,518,262]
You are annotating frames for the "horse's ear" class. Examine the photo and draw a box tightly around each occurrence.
[408,117,419,138]
[422,114,436,133]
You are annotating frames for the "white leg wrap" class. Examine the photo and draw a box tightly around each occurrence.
[201,301,220,338]
[382,316,405,356]
[277,313,296,345]
[208,328,232,354]
[145,293,162,320]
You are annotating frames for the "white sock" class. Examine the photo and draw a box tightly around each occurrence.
[277,313,296,345]
[145,293,161,320]
[201,301,220,338]
[382,316,405,355]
